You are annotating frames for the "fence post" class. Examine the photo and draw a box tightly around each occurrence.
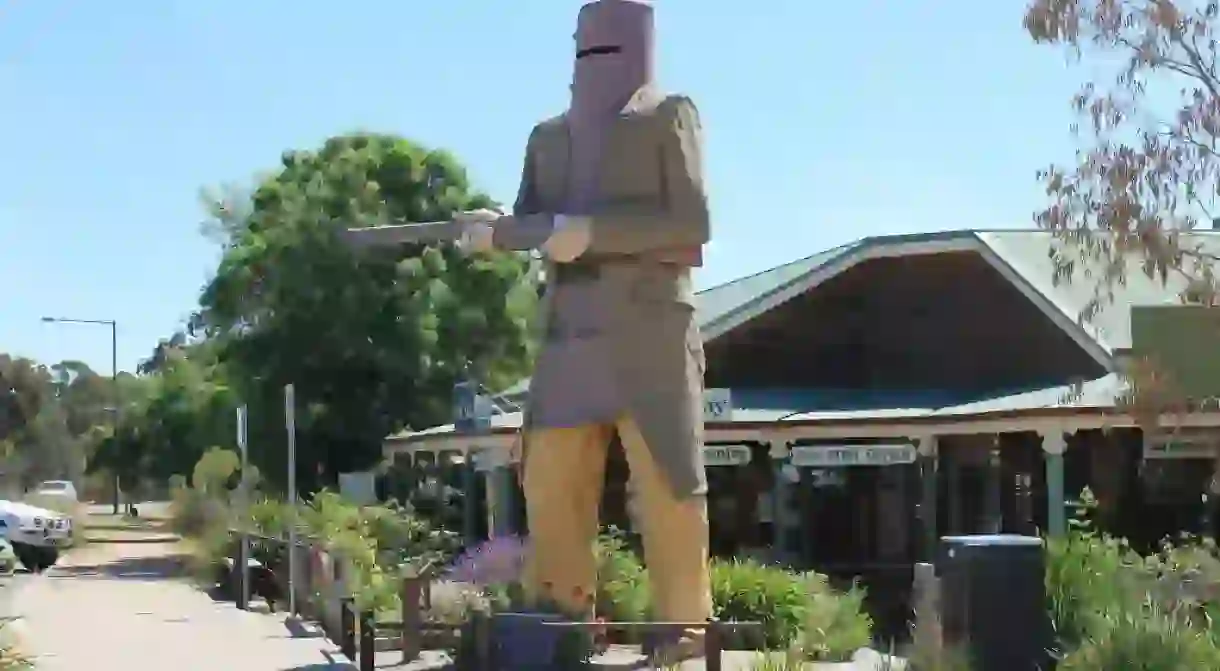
[234,534,248,611]
[339,597,357,661]
[705,619,722,671]
[359,608,376,671]
[401,575,423,663]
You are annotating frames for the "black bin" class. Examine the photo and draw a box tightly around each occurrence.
[937,535,1053,671]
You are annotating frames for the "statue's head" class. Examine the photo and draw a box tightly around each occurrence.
[570,0,655,118]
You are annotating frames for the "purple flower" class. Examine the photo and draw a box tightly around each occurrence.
[446,536,528,586]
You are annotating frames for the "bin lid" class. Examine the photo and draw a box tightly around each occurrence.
[940,534,1043,547]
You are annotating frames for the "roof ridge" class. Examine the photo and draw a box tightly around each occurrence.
[696,240,859,296]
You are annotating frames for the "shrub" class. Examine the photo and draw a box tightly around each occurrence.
[710,558,810,650]
[169,471,231,540]
[595,530,651,626]
[796,572,873,662]
[1059,602,1220,670]
[1045,492,1144,649]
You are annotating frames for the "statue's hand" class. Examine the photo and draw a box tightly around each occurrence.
[542,214,592,263]
[454,208,502,252]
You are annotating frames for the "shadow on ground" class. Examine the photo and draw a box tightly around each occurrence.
[48,553,190,580]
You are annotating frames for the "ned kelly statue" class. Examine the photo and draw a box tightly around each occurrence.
[346,0,712,660]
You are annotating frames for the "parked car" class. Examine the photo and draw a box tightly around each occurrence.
[31,480,78,504]
[0,500,71,572]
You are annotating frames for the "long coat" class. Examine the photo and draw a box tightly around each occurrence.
[491,92,712,498]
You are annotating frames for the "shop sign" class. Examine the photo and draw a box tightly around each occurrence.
[790,444,917,468]
[703,444,752,466]
[704,388,733,421]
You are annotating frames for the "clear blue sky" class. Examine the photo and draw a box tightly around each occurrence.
[0,1,1082,374]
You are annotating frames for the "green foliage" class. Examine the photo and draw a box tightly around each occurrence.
[1047,488,1220,668]
[2,353,137,489]
[191,447,244,493]
[1059,602,1220,671]
[710,558,813,651]
[797,572,873,662]
[196,133,538,491]
[1045,519,1140,645]
[594,530,651,625]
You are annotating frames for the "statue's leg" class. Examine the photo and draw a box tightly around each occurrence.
[521,423,612,618]
[616,416,712,637]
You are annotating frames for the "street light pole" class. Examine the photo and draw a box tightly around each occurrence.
[40,316,122,514]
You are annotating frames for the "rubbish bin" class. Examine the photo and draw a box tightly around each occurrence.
[937,535,1053,671]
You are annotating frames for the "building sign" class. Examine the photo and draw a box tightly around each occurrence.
[1144,440,1216,460]
[703,445,752,466]
[704,388,733,422]
[790,444,917,468]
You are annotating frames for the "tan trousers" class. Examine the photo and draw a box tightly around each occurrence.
[522,416,713,623]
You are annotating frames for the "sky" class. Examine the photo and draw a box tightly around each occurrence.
[0,1,1086,375]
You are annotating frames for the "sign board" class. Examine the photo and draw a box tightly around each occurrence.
[704,388,733,422]
[703,445,752,466]
[790,444,917,468]
[453,380,493,435]
[1144,440,1216,460]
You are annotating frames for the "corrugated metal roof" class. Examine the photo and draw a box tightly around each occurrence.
[694,242,861,332]
[928,374,1125,417]
[399,229,1220,442]
[977,230,1220,352]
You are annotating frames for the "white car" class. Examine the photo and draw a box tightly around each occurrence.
[32,480,78,503]
[0,500,70,572]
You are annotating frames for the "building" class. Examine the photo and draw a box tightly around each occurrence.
[384,229,1220,628]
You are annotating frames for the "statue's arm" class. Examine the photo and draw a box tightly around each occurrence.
[492,128,555,251]
[584,95,710,255]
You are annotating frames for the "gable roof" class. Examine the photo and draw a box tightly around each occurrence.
[978,231,1220,352]
[431,229,1220,440]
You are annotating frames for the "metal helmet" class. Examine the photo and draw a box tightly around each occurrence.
[569,0,656,120]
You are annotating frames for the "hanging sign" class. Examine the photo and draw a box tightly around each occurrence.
[703,445,752,466]
[790,444,917,468]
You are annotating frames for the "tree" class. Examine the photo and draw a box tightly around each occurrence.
[1026,0,1220,315]
[197,133,538,492]
[85,339,236,496]
[0,355,49,446]
[1025,0,1220,421]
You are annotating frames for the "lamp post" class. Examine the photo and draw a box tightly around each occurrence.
[40,316,121,514]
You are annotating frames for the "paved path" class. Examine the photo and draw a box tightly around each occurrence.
[11,540,351,670]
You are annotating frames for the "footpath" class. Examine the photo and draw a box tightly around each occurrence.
[9,531,351,671]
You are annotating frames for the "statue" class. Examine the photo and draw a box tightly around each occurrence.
[344,0,712,662]
[461,0,713,660]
